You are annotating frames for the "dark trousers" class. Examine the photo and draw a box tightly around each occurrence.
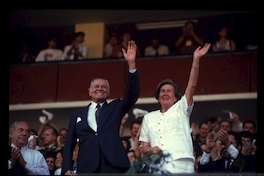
[93,147,129,173]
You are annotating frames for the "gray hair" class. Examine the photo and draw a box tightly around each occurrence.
[89,78,110,91]
[9,121,19,133]
[9,121,29,138]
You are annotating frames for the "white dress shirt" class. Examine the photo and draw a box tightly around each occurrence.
[144,44,169,56]
[63,44,88,60]
[9,143,50,175]
[139,95,194,162]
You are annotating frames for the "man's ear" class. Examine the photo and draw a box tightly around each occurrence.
[88,88,91,96]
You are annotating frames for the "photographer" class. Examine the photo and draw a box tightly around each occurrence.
[175,20,205,54]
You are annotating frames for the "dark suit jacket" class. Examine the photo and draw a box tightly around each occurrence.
[198,153,256,173]
[62,70,140,174]
[198,158,239,173]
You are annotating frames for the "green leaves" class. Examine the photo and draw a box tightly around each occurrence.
[125,153,172,174]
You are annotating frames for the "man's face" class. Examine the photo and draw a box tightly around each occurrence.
[243,123,255,134]
[89,79,109,103]
[9,121,30,147]
[76,35,84,43]
[127,151,136,163]
[42,128,56,146]
[199,123,209,138]
[46,157,55,170]
[218,122,231,131]
[59,129,67,144]
[131,123,141,137]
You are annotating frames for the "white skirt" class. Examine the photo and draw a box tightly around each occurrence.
[150,158,194,174]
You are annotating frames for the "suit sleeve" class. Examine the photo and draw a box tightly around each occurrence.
[121,70,140,115]
[61,113,78,175]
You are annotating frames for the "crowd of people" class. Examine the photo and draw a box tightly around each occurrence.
[8,39,257,175]
[9,19,250,65]
[8,105,258,174]
[8,111,258,175]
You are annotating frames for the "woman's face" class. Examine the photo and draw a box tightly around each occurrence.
[219,27,228,37]
[158,84,177,107]
[55,152,63,168]
[72,144,79,160]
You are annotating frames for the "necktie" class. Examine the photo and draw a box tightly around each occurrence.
[225,159,232,171]
[155,48,159,56]
[95,104,101,124]
[73,46,79,60]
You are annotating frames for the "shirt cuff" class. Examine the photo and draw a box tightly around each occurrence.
[199,152,210,165]
[129,69,136,73]
[227,144,239,159]
[8,160,12,169]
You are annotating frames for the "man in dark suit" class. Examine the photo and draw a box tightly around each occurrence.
[197,130,244,173]
[62,40,140,174]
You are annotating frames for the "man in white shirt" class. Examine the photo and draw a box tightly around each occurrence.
[144,34,169,57]
[63,31,88,60]
[8,121,49,175]
[35,35,64,62]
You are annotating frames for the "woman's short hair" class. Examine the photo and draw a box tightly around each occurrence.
[154,79,182,101]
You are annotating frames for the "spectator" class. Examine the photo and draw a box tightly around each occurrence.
[127,150,137,166]
[37,110,58,149]
[239,131,256,172]
[56,128,67,151]
[38,126,58,158]
[121,32,141,57]
[8,121,49,175]
[44,151,56,175]
[212,25,236,52]
[63,31,88,60]
[208,119,233,159]
[35,35,64,62]
[242,120,257,156]
[242,120,257,135]
[17,43,36,63]
[103,32,122,58]
[122,119,142,151]
[125,108,148,159]
[28,129,41,150]
[144,34,169,56]
[175,20,205,55]
[193,121,210,158]
[54,149,63,175]
[217,119,232,132]
[121,137,131,152]
[198,130,242,172]
[72,143,79,175]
